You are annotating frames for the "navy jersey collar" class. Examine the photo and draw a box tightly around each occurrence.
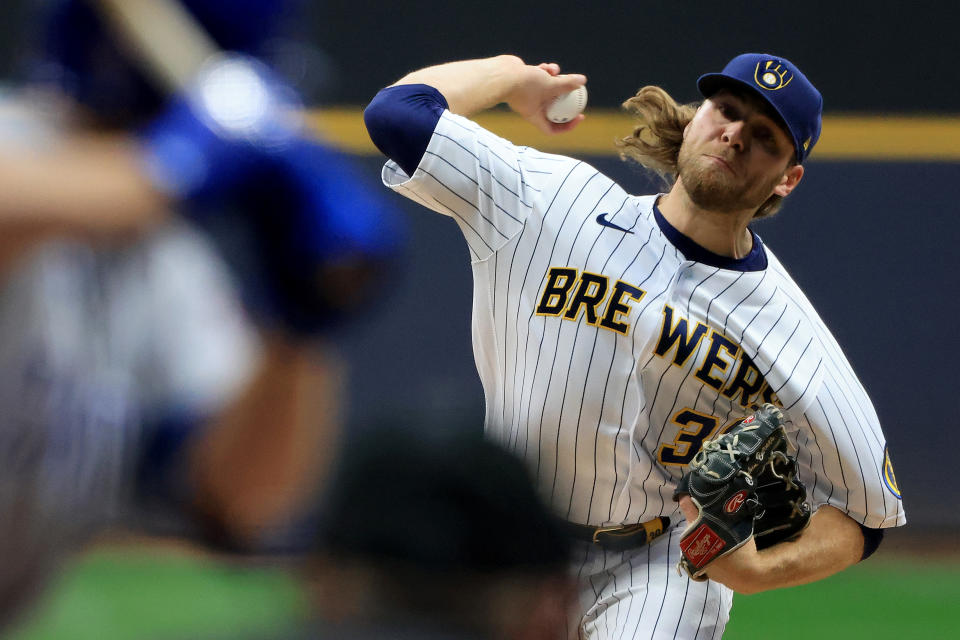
[652,203,768,272]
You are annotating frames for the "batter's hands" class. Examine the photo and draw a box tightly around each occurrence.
[505,61,586,135]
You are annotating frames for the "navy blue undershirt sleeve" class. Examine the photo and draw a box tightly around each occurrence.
[859,524,884,560]
[363,83,449,177]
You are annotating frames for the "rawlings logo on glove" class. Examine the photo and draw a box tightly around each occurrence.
[673,403,811,580]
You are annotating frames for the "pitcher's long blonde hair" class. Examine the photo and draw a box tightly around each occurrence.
[615,86,786,219]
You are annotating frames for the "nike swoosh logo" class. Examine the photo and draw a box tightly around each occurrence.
[596,213,634,234]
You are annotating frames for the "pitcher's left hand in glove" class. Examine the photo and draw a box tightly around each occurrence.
[672,403,810,581]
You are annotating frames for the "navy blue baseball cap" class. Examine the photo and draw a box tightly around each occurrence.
[697,53,823,163]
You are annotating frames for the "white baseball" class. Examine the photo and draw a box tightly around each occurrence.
[545,85,588,124]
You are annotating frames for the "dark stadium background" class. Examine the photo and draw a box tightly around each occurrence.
[0,1,955,638]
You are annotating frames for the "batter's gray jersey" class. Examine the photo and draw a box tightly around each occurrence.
[0,225,260,625]
[0,91,260,623]
[383,110,905,532]
[0,227,259,501]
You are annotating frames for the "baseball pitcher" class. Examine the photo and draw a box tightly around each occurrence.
[363,53,905,638]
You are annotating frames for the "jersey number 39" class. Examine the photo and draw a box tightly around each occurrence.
[657,409,725,466]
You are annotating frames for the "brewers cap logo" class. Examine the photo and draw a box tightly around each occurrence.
[754,60,794,91]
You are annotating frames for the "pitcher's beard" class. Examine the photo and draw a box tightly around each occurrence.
[676,149,777,214]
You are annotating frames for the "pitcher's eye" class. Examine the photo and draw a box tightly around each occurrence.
[754,128,780,153]
[715,101,740,121]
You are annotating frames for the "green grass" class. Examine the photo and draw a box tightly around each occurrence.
[6,549,307,640]
[725,558,956,639]
[6,550,957,639]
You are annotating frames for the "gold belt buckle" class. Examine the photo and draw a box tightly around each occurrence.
[591,524,627,544]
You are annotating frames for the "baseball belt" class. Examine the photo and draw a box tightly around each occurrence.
[564,516,671,551]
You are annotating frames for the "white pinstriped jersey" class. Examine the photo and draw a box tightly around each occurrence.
[382,110,905,532]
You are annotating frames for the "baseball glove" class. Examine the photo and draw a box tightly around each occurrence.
[673,404,810,580]
[752,435,811,550]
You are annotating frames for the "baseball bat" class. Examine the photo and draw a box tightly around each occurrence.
[89,0,219,93]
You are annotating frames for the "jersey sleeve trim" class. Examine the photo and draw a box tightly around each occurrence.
[363,83,448,177]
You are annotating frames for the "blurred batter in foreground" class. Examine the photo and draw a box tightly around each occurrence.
[0,0,401,628]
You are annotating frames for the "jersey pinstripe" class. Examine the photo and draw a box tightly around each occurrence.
[568,528,733,640]
[382,110,905,533]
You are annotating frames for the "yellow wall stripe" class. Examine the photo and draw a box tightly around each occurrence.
[307,108,960,161]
